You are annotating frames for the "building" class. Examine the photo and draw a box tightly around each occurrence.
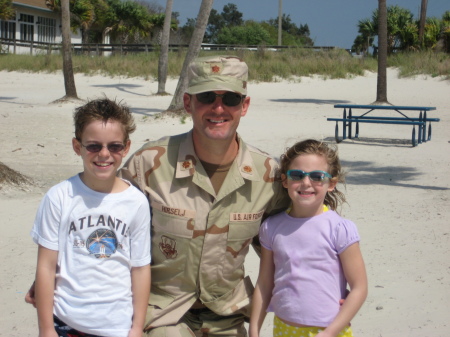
[0,0,81,54]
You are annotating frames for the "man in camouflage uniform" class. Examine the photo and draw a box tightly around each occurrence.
[26,55,290,336]
[122,56,290,337]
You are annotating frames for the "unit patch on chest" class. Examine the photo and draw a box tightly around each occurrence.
[159,235,178,259]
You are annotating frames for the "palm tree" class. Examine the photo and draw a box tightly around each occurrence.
[355,18,375,55]
[355,6,416,54]
[56,0,79,102]
[418,0,428,48]
[45,0,96,45]
[441,11,450,52]
[0,0,15,20]
[106,0,154,44]
[374,0,389,104]
[157,0,173,95]
[167,0,214,113]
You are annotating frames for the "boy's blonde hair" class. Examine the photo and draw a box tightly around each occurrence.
[74,98,136,142]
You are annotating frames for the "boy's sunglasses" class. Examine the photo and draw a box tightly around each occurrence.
[195,91,245,107]
[286,170,332,182]
[80,142,126,153]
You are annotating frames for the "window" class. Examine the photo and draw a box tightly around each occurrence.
[19,14,34,41]
[0,20,16,40]
[37,17,56,42]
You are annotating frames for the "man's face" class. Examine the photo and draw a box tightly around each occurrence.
[184,90,250,144]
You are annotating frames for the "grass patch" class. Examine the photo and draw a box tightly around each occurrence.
[389,51,450,79]
[0,48,448,81]
[0,162,33,189]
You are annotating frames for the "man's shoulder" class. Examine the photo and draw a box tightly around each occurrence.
[141,133,187,149]
[137,132,187,152]
[242,141,280,173]
[243,142,277,160]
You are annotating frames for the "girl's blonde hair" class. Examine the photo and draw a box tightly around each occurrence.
[279,139,346,211]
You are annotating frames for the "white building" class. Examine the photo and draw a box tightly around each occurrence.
[0,0,81,54]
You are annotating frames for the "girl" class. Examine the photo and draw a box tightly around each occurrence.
[250,139,367,337]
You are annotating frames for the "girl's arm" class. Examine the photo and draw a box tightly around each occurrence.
[318,242,368,337]
[249,247,275,337]
[128,264,151,337]
[35,245,58,337]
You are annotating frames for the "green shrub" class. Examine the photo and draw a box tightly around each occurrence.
[0,49,447,81]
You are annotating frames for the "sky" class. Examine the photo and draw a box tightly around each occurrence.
[148,0,449,49]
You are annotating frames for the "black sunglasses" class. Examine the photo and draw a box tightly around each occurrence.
[80,142,126,153]
[286,170,332,182]
[195,91,245,107]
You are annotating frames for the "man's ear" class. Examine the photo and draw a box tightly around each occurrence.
[240,95,250,117]
[72,138,81,156]
[183,93,192,114]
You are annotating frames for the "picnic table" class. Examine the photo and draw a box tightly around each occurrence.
[327,104,439,147]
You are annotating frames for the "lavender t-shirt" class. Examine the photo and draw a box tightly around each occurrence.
[259,210,360,327]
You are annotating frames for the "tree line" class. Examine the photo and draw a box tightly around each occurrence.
[0,0,312,47]
[353,5,450,54]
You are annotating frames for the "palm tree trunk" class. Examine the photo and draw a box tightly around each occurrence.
[157,0,173,95]
[418,0,428,48]
[167,0,214,113]
[277,0,282,45]
[60,0,78,100]
[375,0,388,104]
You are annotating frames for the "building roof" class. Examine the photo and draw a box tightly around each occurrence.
[13,0,52,12]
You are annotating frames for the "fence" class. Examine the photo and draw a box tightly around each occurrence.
[0,38,338,56]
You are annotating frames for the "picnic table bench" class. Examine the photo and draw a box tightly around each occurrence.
[327,104,439,147]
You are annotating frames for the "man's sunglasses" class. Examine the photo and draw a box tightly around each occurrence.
[195,91,245,107]
[80,142,126,153]
[286,170,332,182]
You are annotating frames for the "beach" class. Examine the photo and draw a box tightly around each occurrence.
[0,68,449,337]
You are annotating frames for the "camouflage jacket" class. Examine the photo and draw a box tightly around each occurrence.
[120,131,290,327]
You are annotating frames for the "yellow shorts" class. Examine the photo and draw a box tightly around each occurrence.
[273,316,354,337]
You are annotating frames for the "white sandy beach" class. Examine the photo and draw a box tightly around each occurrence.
[0,68,449,337]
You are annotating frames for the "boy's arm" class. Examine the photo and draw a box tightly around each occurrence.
[35,245,58,337]
[249,247,275,337]
[128,264,151,337]
[25,281,36,307]
[317,243,368,337]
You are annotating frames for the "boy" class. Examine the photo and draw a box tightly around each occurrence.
[31,98,151,337]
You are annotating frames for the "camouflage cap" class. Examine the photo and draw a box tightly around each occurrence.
[186,55,248,95]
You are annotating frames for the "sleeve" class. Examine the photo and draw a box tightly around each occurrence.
[252,181,290,256]
[129,193,152,267]
[119,153,142,190]
[334,218,361,255]
[263,180,291,219]
[258,218,274,251]
[30,189,61,251]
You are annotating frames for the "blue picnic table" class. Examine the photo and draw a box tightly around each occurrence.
[327,104,439,147]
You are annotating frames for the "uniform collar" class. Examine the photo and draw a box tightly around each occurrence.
[175,130,261,182]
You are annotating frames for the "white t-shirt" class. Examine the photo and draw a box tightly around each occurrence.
[31,174,151,337]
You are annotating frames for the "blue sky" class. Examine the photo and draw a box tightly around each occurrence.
[149,0,449,49]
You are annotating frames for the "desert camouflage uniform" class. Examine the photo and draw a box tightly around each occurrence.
[120,131,290,336]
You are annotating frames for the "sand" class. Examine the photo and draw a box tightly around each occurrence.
[0,68,449,337]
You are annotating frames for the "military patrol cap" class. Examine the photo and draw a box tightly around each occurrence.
[186,55,248,95]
